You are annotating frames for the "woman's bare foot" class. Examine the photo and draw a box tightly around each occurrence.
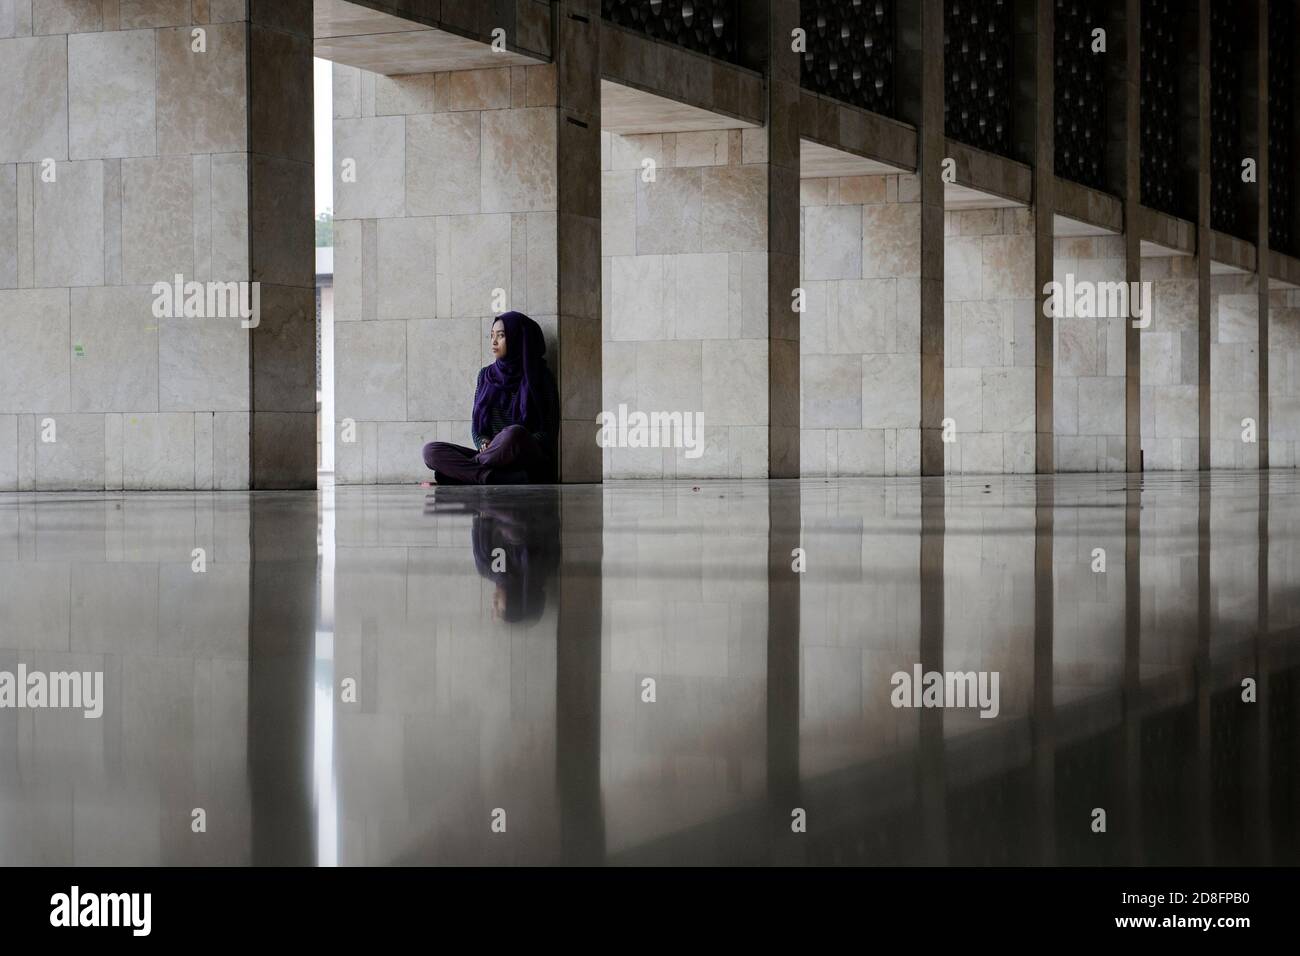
[420,478,436,488]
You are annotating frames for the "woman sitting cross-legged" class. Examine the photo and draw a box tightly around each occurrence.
[421,311,560,485]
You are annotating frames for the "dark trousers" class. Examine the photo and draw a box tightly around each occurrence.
[422,425,550,485]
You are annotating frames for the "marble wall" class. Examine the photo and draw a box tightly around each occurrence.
[1139,256,1200,470]
[1268,288,1300,468]
[1209,272,1261,469]
[0,0,314,490]
[942,209,1037,474]
[1052,236,1128,472]
[333,62,559,484]
[600,128,770,478]
[799,173,922,476]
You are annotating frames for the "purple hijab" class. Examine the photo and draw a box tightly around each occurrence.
[473,311,551,439]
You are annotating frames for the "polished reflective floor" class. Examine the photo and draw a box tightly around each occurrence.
[1,473,1298,865]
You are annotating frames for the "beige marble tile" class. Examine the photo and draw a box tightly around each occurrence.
[119,0,190,28]
[446,213,511,318]
[0,36,69,163]
[673,252,729,340]
[70,286,159,413]
[480,106,556,214]
[69,29,156,159]
[943,236,982,300]
[862,202,919,278]
[334,115,405,220]
[980,234,1034,299]
[675,130,728,166]
[33,0,103,34]
[601,170,636,257]
[960,299,1006,368]
[525,211,556,316]
[34,159,104,287]
[447,68,511,111]
[0,163,14,288]
[700,165,765,252]
[803,204,862,281]
[157,22,247,154]
[375,73,437,115]
[121,155,193,284]
[0,289,72,412]
[609,254,666,342]
[980,366,1035,433]
[405,111,480,216]
[34,413,105,489]
[335,320,407,422]
[377,216,438,320]
[633,339,701,413]
[862,352,919,431]
[158,314,248,412]
[406,318,479,422]
[636,167,702,254]
[802,354,861,429]
[122,412,195,488]
[835,278,895,355]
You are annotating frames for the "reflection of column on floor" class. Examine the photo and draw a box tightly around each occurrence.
[1122,480,1144,864]
[556,487,605,864]
[1194,478,1212,863]
[1034,0,1056,476]
[918,477,946,864]
[1032,480,1056,864]
[248,494,319,865]
[766,481,802,862]
[1248,472,1272,862]
[1123,0,1143,472]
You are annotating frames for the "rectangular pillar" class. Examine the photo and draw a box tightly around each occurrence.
[1197,0,1213,468]
[1035,0,1056,473]
[556,0,603,482]
[768,0,801,477]
[919,0,946,474]
[1257,0,1271,468]
[1125,0,1144,471]
[248,1,317,488]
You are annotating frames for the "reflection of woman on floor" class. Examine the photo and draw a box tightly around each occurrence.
[422,311,559,485]
[423,488,560,625]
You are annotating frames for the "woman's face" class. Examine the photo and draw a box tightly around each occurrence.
[490,320,507,359]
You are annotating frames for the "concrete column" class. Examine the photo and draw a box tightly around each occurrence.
[919,0,946,475]
[768,0,801,477]
[1125,0,1143,471]
[1034,0,1055,473]
[248,0,318,489]
[1198,0,1213,469]
[555,0,603,482]
[1257,0,1271,468]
